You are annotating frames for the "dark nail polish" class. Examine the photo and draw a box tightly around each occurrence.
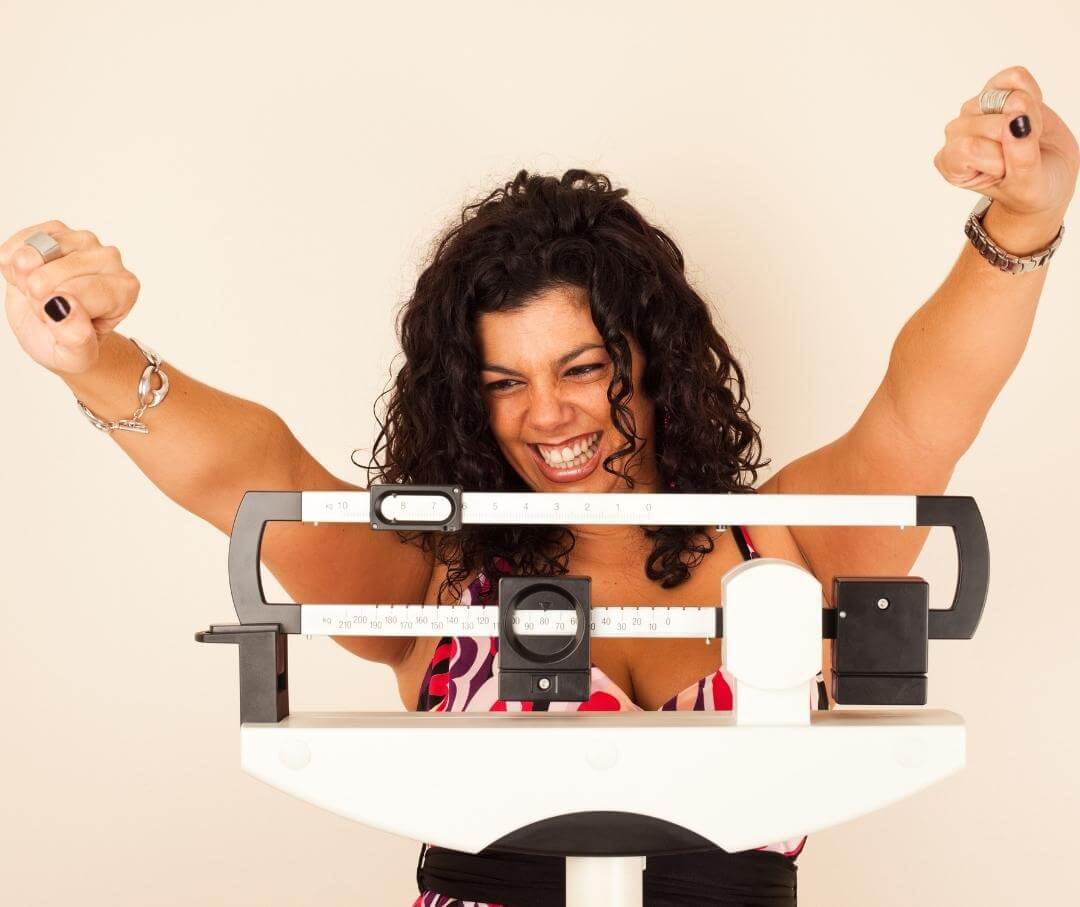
[1009,115,1031,139]
[45,296,70,322]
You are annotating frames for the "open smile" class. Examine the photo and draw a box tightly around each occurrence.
[527,431,603,483]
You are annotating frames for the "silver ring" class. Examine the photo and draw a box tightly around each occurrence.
[23,231,63,263]
[979,88,1013,115]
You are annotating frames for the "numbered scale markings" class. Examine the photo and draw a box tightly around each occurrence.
[294,490,918,641]
[300,605,717,638]
[301,490,917,528]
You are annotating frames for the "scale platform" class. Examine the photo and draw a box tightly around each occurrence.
[243,709,964,856]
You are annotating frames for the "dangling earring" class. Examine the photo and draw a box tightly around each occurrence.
[661,407,677,490]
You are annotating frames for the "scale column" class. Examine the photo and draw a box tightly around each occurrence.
[565,856,645,906]
[722,558,822,727]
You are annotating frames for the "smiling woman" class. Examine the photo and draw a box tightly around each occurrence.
[349,168,810,907]
[475,287,667,553]
[357,168,770,603]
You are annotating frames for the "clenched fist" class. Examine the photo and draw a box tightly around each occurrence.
[935,65,1078,218]
[2,221,141,375]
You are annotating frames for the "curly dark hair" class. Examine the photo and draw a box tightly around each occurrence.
[354,168,770,604]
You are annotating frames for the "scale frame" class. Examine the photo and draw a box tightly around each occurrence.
[196,485,988,905]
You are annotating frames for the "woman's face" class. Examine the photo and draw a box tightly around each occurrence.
[475,285,660,493]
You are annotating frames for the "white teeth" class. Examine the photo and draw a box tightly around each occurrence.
[537,432,599,468]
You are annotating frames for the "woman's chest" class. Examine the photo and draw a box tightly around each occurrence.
[577,541,737,710]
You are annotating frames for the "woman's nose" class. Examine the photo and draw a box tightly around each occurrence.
[526,387,575,428]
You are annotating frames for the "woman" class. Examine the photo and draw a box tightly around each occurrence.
[3,66,1075,906]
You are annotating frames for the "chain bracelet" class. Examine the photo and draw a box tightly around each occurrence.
[965,195,1065,274]
[75,336,170,434]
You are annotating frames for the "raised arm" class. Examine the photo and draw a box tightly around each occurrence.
[4,223,433,667]
[59,332,434,666]
[58,329,286,523]
[764,65,1078,596]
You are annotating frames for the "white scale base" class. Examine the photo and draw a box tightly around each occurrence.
[245,709,965,855]
[237,558,966,904]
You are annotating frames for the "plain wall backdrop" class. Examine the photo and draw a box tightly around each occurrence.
[2,1,1078,904]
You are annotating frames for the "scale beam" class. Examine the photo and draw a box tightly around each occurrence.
[226,488,988,640]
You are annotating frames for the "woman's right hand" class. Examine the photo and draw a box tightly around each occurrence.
[1,220,141,375]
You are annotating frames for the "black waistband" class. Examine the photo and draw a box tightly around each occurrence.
[417,843,798,907]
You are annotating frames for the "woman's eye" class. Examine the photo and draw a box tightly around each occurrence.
[566,364,603,380]
[484,363,603,393]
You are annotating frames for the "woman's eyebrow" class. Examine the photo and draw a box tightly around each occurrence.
[481,342,605,376]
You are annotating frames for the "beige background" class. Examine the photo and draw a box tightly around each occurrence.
[2,1,1078,904]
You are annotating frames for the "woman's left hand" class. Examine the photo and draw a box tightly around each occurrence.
[934,65,1078,219]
